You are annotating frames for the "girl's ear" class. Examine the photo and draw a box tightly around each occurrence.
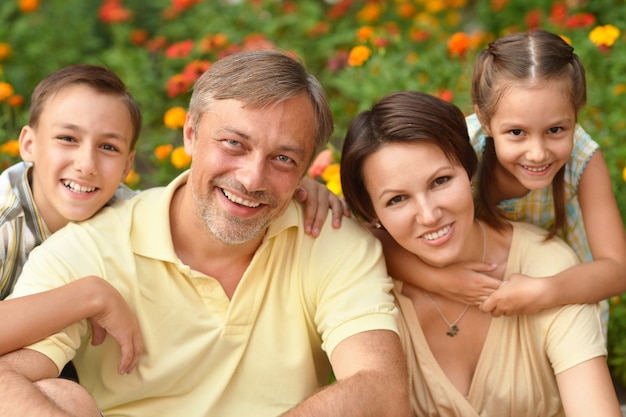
[474,106,492,137]
[18,126,36,162]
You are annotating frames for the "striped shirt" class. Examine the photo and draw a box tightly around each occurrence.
[0,162,137,299]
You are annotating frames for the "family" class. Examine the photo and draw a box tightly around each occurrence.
[0,28,624,417]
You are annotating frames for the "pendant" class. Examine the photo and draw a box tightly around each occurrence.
[446,324,459,337]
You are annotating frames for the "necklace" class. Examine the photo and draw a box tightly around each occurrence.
[423,220,487,337]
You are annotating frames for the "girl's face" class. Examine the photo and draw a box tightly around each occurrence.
[485,82,576,195]
[363,141,480,268]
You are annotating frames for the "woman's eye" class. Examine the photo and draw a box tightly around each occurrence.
[387,195,404,206]
[433,176,450,187]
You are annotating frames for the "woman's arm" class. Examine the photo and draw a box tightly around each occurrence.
[482,152,626,316]
[556,356,622,417]
[373,228,500,305]
[2,276,143,374]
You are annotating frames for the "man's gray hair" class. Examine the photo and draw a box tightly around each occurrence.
[188,50,333,154]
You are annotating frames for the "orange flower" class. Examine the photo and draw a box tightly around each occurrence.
[124,169,140,188]
[613,84,626,96]
[19,0,38,13]
[0,43,12,60]
[0,82,14,102]
[356,26,374,43]
[165,40,194,59]
[348,45,372,67]
[1,140,20,157]
[396,2,416,19]
[199,33,229,53]
[8,94,24,107]
[130,29,149,46]
[154,144,173,161]
[357,2,381,23]
[146,36,168,53]
[490,0,508,12]
[171,146,192,169]
[163,107,187,129]
[447,32,470,57]
[172,0,201,11]
[525,9,542,29]
[436,89,454,102]
[589,24,620,48]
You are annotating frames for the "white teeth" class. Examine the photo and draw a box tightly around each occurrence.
[423,225,451,241]
[63,180,96,194]
[222,189,261,208]
[522,164,550,172]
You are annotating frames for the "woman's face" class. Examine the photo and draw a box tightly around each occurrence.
[362,141,476,267]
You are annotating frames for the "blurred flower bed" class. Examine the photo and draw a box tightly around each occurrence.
[2,0,626,382]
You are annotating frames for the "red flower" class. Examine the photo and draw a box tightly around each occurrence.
[130,29,149,46]
[182,60,211,85]
[436,89,454,102]
[524,9,542,30]
[165,74,190,98]
[99,0,131,24]
[327,0,353,20]
[172,0,201,11]
[165,39,194,59]
[566,13,596,29]
[146,36,168,53]
[447,32,470,57]
[549,2,568,26]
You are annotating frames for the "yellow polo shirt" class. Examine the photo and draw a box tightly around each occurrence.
[12,171,398,417]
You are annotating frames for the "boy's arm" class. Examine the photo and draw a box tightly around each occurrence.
[0,348,101,417]
[482,152,626,316]
[295,177,350,237]
[2,276,143,374]
[281,330,410,417]
[374,228,500,305]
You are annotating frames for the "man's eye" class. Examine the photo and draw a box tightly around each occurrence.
[277,155,293,164]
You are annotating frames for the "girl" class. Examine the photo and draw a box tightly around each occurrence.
[340,90,621,416]
[386,30,626,328]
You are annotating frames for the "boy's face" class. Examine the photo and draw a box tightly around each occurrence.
[19,84,136,233]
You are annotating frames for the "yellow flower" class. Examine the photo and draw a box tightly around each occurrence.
[171,146,192,169]
[348,45,372,67]
[124,169,140,188]
[357,3,381,23]
[589,24,621,48]
[613,84,626,96]
[560,35,572,46]
[154,144,173,161]
[0,82,14,102]
[1,140,20,157]
[321,163,342,196]
[164,106,187,129]
[623,166,626,183]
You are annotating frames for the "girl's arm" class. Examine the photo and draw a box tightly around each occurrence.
[295,177,350,237]
[556,356,622,417]
[373,228,500,305]
[1,276,143,374]
[482,151,626,315]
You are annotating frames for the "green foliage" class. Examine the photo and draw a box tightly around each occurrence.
[1,0,626,380]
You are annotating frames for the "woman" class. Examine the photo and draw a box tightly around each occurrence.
[340,90,621,416]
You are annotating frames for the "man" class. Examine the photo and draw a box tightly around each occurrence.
[0,50,409,416]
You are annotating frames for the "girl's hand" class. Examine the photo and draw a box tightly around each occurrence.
[429,261,501,305]
[295,177,350,237]
[480,273,549,316]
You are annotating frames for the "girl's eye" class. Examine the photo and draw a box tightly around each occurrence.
[509,129,523,136]
[433,176,451,187]
[548,127,562,134]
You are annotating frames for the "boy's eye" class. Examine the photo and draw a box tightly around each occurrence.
[58,135,76,142]
[101,144,119,152]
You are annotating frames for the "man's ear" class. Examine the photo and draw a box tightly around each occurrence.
[182,113,195,157]
[18,126,36,162]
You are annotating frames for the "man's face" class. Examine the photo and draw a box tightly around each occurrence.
[183,95,317,245]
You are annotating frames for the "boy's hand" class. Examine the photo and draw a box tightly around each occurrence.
[88,278,144,375]
[295,177,350,237]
